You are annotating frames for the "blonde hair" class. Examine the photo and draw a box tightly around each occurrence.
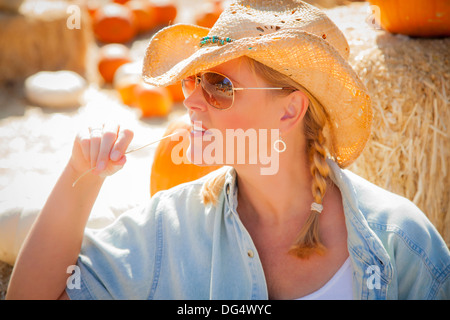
[200,56,331,259]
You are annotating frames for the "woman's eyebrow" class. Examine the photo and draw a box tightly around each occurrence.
[207,67,243,87]
[230,77,244,87]
[224,74,243,87]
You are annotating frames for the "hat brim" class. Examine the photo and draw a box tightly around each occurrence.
[143,24,372,168]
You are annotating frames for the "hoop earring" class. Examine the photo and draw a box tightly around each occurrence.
[274,136,286,153]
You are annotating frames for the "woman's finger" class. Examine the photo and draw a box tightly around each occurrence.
[96,122,119,172]
[78,126,91,163]
[97,154,128,178]
[89,125,103,169]
[110,127,134,162]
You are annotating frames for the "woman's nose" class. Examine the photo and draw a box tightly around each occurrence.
[183,84,208,112]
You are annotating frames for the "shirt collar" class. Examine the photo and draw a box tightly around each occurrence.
[222,160,391,271]
[327,159,393,278]
[223,166,238,215]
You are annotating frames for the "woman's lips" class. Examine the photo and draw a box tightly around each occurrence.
[192,121,206,132]
[190,121,212,137]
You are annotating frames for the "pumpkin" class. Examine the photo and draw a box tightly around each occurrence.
[117,79,140,105]
[93,3,137,43]
[97,43,132,83]
[134,82,173,117]
[151,1,177,26]
[368,0,450,37]
[150,115,222,196]
[126,0,158,33]
[113,61,142,105]
[195,0,223,28]
[166,82,185,102]
[86,0,108,19]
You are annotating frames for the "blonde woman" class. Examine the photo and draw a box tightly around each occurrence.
[7,0,449,300]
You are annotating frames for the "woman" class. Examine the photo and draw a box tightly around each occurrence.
[7,0,449,300]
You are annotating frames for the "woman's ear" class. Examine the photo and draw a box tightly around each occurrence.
[279,91,309,134]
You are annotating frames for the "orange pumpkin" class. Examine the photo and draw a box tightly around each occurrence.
[166,82,185,102]
[134,82,173,117]
[126,0,158,33]
[368,0,450,37]
[195,0,223,28]
[151,2,177,26]
[118,81,140,105]
[93,3,137,43]
[150,115,222,196]
[87,0,104,19]
[98,44,132,83]
[114,61,142,105]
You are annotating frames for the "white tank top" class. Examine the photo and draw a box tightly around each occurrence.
[296,257,353,300]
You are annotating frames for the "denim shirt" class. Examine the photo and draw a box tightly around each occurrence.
[66,160,450,300]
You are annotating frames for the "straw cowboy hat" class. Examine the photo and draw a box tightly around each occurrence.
[143,0,372,168]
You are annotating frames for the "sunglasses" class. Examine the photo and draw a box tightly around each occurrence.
[181,71,296,110]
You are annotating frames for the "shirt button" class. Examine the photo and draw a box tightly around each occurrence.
[247,250,254,258]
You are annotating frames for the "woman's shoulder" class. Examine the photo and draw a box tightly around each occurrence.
[148,166,232,219]
[342,169,435,235]
[328,159,429,229]
[341,168,449,269]
[340,169,450,298]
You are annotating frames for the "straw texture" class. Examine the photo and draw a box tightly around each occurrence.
[0,1,91,85]
[326,3,450,246]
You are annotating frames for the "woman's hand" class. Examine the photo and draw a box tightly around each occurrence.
[6,121,134,299]
[70,122,134,178]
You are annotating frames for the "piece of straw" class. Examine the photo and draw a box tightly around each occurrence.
[72,131,181,187]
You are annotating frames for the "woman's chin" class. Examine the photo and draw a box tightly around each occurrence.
[186,145,208,166]
[187,130,228,166]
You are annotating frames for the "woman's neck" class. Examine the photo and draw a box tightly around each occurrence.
[235,150,314,226]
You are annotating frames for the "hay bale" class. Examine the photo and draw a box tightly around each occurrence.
[326,3,450,246]
[0,261,12,300]
[0,0,25,12]
[0,0,92,85]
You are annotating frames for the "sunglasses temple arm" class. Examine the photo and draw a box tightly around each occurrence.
[233,87,294,91]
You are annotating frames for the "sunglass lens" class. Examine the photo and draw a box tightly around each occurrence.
[181,75,197,98]
[201,72,234,110]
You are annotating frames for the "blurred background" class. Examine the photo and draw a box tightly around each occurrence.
[0,0,449,299]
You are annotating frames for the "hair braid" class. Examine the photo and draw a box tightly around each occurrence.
[201,57,333,260]
[288,100,331,259]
